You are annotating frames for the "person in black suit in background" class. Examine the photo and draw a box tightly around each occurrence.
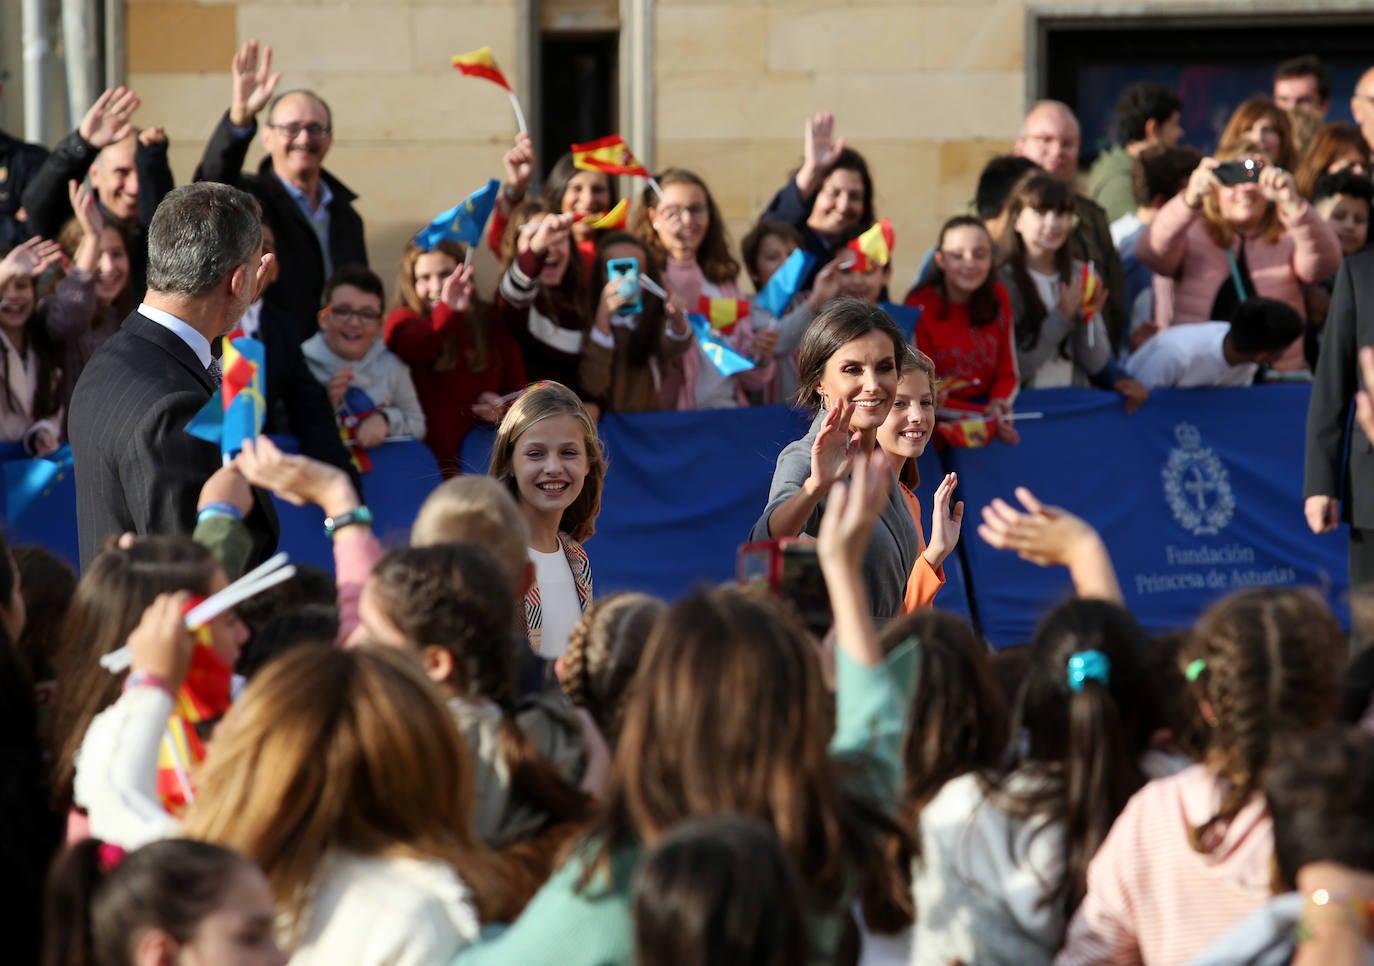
[69,182,279,569]
[1306,246,1374,591]
[194,40,367,329]
[229,217,362,495]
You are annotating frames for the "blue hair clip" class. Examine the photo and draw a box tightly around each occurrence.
[1067,650,1110,692]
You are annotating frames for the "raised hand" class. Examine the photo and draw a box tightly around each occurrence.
[326,368,353,409]
[440,263,476,314]
[502,132,536,200]
[137,126,167,149]
[807,401,860,497]
[1057,273,1086,319]
[236,436,358,518]
[1182,157,1222,209]
[1259,162,1303,218]
[817,445,890,574]
[127,592,195,689]
[924,472,964,569]
[68,180,105,238]
[977,486,1122,602]
[0,236,63,282]
[79,87,139,149]
[528,213,574,258]
[806,255,845,313]
[229,40,281,127]
[798,112,845,195]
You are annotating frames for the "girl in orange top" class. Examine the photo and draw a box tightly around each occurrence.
[877,347,962,611]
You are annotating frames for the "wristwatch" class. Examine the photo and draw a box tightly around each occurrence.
[322,505,373,537]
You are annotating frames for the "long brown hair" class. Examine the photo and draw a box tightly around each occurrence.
[795,298,905,410]
[581,587,906,915]
[489,381,605,543]
[393,239,498,373]
[585,232,670,369]
[50,537,219,810]
[182,645,522,943]
[630,168,740,285]
[912,215,1002,327]
[998,170,1075,352]
[1295,121,1372,199]
[1180,588,1344,855]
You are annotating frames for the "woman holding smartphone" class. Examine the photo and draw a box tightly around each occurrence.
[580,233,692,413]
[1136,140,1341,373]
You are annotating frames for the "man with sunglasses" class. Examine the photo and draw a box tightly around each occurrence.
[195,40,368,329]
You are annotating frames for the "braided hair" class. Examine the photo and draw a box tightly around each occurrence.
[561,593,664,746]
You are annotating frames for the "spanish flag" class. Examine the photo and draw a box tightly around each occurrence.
[156,618,233,816]
[576,198,629,230]
[571,135,651,178]
[697,297,751,335]
[846,219,895,272]
[451,47,511,91]
[1080,262,1105,318]
[935,416,993,449]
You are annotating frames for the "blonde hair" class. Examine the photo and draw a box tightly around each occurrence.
[182,646,521,943]
[411,475,531,591]
[488,382,605,543]
[1202,140,1284,247]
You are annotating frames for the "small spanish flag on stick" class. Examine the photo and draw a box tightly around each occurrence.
[451,47,528,133]
[845,219,895,272]
[575,198,630,230]
[935,416,994,449]
[572,134,663,201]
[696,297,751,336]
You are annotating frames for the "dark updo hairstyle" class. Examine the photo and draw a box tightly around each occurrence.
[632,814,811,966]
[794,297,904,409]
[43,837,263,966]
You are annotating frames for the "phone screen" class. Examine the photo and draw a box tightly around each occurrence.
[778,542,832,638]
[606,257,642,316]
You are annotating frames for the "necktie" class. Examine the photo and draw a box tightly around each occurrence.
[207,358,222,387]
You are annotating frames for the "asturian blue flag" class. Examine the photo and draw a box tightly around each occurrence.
[415,178,501,250]
[880,302,923,342]
[687,313,756,376]
[753,248,816,319]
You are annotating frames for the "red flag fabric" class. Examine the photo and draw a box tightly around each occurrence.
[451,48,511,91]
[571,135,651,178]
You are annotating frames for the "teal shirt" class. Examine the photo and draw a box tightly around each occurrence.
[456,639,914,966]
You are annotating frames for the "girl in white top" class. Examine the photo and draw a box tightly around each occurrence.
[73,599,521,963]
[489,381,606,658]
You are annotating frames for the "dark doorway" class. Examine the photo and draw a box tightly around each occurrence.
[539,33,618,181]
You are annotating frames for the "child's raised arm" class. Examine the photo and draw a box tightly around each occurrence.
[978,486,1122,603]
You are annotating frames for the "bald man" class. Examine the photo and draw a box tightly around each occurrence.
[22,86,174,296]
[194,40,368,327]
[1014,100,1128,351]
[1352,67,1374,153]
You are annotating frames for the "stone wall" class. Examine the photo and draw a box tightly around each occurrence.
[119,0,1203,297]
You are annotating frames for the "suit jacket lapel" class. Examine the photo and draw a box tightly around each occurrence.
[124,310,215,393]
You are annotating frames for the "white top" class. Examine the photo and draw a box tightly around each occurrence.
[531,545,580,658]
[910,771,1066,966]
[138,302,212,368]
[1111,212,1145,250]
[1124,321,1256,388]
[1028,269,1074,388]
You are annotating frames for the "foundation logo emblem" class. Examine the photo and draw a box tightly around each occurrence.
[1163,423,1234,536]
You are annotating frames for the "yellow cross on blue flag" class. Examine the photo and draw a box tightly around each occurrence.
[416,178,501,250]
[186,335,267,459]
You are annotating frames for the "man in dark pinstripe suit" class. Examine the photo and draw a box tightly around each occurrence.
[70,182,279,569]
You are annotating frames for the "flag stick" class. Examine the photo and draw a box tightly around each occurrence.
[647,177,666,203]
[639,275,668,300]
[507,91,528,135]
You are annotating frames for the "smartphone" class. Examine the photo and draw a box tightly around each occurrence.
[1213,159,1262,186]
[606,257,642,316]
[737,539,832,637]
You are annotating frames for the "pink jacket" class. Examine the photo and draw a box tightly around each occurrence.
[1056,764,1273,966]
[1136,194,1341,371]
[658,260,774,410]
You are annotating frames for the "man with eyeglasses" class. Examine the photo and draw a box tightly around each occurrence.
[195,40,368,329]
[1014,100,1128,354]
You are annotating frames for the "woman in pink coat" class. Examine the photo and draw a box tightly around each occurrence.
[1136,140,1341,373]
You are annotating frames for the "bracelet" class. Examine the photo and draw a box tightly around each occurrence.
[1295,888,1374,942]
[123,669,175,696]
[197,501,244,523]
[323,505,373,537]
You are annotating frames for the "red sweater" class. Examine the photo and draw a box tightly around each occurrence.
[384,302,526,477]
[906,283,1019,405]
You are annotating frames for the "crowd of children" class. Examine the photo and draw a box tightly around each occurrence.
[6,44,1374,966]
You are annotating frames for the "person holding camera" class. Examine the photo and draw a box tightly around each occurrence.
[1135,139,1341,374]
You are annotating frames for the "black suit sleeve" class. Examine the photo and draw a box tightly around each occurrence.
[193,112,255,186]
[135,138,175,228]
[1305,256,1360,502]
[20,129,98,240]
[117,386,224,540]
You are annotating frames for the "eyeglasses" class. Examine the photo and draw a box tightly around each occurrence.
[658,204,709,223]
[326,305,381,324]
[267,122,331,141]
